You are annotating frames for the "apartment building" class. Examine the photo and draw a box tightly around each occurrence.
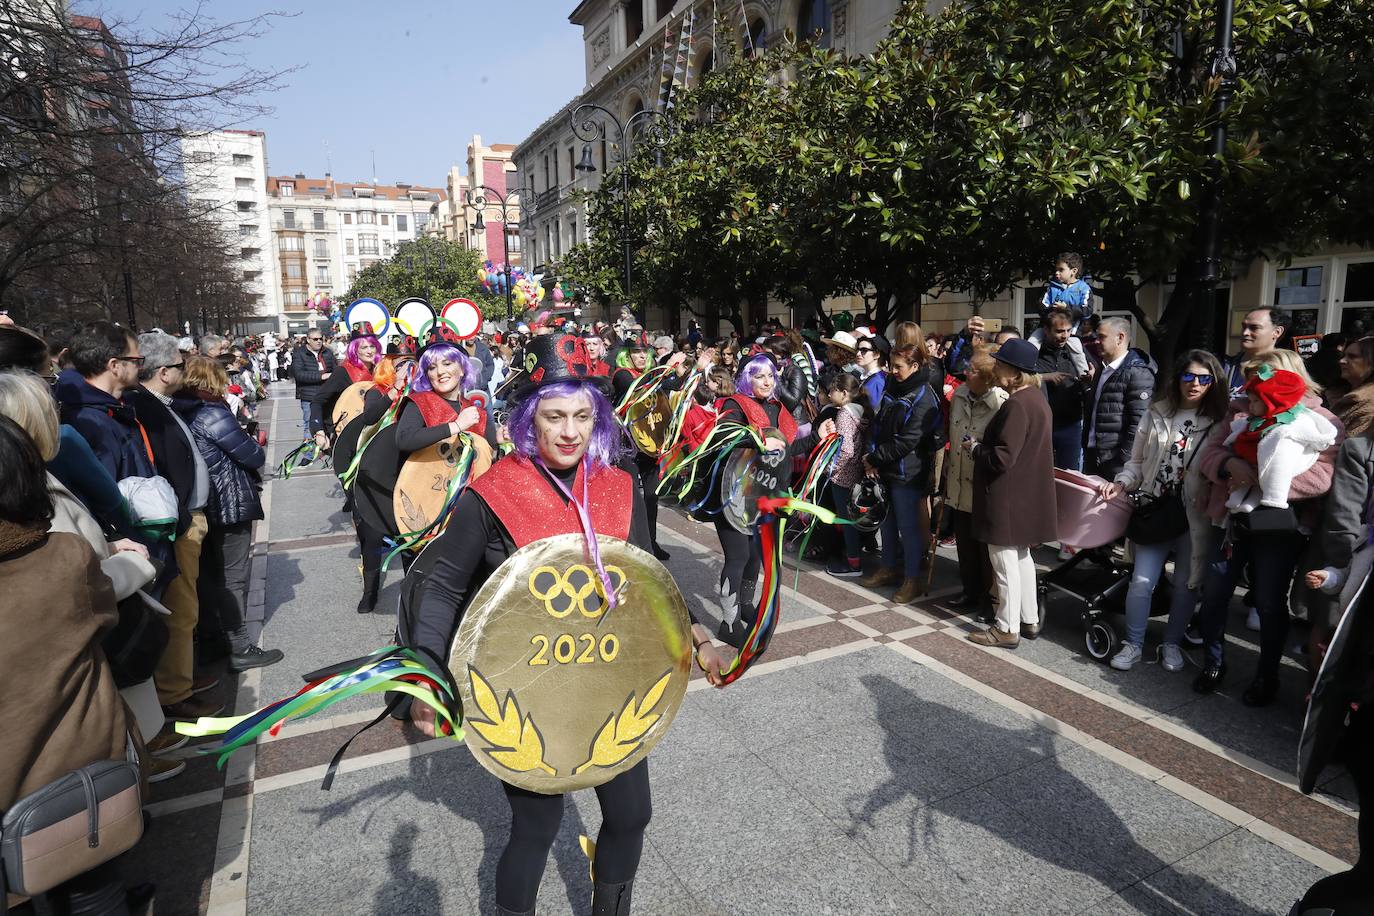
[264,176,444,331]
[425,136,523,268]
[179,130,280,328]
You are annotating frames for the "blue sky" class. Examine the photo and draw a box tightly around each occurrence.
[87,0,586,186]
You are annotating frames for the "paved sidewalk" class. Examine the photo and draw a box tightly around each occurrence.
[121,385,1356,915]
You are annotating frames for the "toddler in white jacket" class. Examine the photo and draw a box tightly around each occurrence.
[1222,365,1336,513]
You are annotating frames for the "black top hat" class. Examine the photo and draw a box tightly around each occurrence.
[504,333,612,402]
[993,337,1039,374]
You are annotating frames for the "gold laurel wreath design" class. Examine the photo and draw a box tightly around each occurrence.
[573,670,673,775]
[467,667,557,776]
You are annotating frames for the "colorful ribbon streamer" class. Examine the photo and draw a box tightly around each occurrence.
[175,645,463,789]
[338,382,411,490]
[277,440,324,479]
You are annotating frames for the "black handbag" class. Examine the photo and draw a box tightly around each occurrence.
[1125,422,1211,545]
[101,592,169,689]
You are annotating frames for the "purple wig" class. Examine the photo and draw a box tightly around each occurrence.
[507,380,628,473]
[412,343,481,394]
[345,335,381,371]
[735,353,777,395]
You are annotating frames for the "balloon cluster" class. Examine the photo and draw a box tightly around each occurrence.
[477,260,547,305]
[308,291,333,315]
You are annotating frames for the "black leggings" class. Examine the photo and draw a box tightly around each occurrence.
[714,516,760,644]
[353,506,387,580]
[634,452,661,548]
[495,760,652,912]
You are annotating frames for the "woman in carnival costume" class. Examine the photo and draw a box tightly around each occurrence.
[309,329,379,446]
[706,353,834,647]
[611,336,683,561]
[408,332,729,916]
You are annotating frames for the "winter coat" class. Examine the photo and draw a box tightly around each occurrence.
[860,370,886,412]
[1314,436,1374,576]
[868,368,943,488]
[1333,383,1374,438]
[0,524,131,811]
[776,359,807,414]
[291,344,337,402]
[1083,348,1156,467]
[55,370,155,483]
[47,474,157,601]
[946,383,1008,514]
[123,386,200,535]
[792,350,819,399]
[830,403,867,489]
[1197,394,1344,528]
[1034,342,1087,428]
[972,386,1057,547]
[180,395,265,527]
[1041,277,1094,324]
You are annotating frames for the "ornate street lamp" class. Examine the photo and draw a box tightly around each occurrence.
[569,103,670,306]
[465,184,529,324]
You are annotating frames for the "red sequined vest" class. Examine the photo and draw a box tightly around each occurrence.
[344,362,373,384]
[469,455,633,548]
[410,391,486,432]
[725,395,797,443]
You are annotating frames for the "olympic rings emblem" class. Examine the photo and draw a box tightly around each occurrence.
[528,564,627,619]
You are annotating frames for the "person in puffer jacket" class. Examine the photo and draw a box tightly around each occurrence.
[176,357,282,674]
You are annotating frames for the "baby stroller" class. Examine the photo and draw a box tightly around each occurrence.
[1039,469,1174,661]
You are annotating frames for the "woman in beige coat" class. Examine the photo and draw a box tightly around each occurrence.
[945,348,1008,620]
[1097,351,1230,672]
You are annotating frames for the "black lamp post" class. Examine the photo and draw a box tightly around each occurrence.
[465,184,529,324]
[1191,0,1237,352]
[570,103,669,305]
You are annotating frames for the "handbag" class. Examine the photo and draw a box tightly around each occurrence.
[101,591,169,689]
[1,739,143,903]
[1125,422,1211,545]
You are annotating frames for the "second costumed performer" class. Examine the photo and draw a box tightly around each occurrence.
[408,333,728,916]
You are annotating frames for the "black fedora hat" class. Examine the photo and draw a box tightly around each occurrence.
[992,337,1039,373]
[503,333,613,403]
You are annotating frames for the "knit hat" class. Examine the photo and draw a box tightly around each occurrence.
[1245,365,1307,421]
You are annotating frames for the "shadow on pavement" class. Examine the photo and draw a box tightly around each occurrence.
[850,673,1269,916]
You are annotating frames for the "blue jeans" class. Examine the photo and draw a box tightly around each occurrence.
[829,484,863,561]
[299,399,312,431]
[1123,529,1198,648]
[1052,421,1083,471]
[879,481,926,579]
[1197,526,1304,674]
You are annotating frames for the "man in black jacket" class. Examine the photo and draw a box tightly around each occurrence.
[127,332,222,731]
[1034,312,1088,471]
[1082,316,1155,480]
[291,329,336,432]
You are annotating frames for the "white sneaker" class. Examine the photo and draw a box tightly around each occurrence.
[1246,607,1261,632]
[1160,643,1185,672]
[1110,643,1143,671]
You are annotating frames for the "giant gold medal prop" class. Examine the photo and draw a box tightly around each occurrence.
[450,533,691,793]
[722,427,788,534]
[394,434,495,535]
[331,382,372,435]
[625,391,673,456]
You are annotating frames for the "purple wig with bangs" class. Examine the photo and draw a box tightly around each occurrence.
[345,335,381,371]
[507,380,628,472]
[412,343,481,394]
[735,353,778,395]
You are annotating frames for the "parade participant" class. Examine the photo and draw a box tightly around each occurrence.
[309,331,379,445]
[409,333,727,916]
[584,329,612,376]
[613,337,675,561]
[708,354,834,647]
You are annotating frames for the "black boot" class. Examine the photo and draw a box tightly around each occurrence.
[591,880,634,916]
[494,904,535,916]
[357,567,380,614]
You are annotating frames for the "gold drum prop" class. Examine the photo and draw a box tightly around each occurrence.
[625,392,673,456]
[450,533,692,794]
[330,382,372,435]
[394,434,495,536]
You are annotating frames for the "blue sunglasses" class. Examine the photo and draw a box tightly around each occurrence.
[1180,372,1214,385]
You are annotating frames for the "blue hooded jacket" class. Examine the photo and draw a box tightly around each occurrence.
[1041,277,1094,324]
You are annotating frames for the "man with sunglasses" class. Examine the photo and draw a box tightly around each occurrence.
[55,320,157,485]
[290,329,336,432]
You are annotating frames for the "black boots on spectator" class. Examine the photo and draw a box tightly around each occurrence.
[1242,676,1280,707]
[1192,663,1226,694]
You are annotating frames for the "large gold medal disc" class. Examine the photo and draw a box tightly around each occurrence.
[450,533,692,794]
[331,382,372,435]
[394,435,495,535]
[625,392,673,456]
[721,427,788,534]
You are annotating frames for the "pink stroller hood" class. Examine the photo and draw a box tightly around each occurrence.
[1054,468,1132,549]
